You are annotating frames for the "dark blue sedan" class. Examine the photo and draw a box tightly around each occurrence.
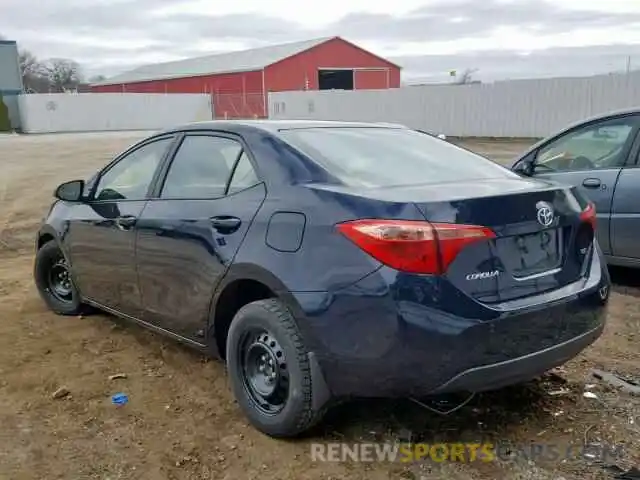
[35,120,610,437]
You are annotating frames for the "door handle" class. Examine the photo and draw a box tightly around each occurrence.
[115,215,137,230]
[582,178,602,189]
[210,216,241,233]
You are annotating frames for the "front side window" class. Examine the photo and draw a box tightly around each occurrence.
[278,127,517,187]
[94,137,172,201]
[535,118,636,172]
[161,135,241,199]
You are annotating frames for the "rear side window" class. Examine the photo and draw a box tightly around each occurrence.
[228,152,260,194]
[161,135,241,199]
[278,127,518,187]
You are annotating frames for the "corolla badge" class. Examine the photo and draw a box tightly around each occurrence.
[466,270,500,281]
[536,202,555,227]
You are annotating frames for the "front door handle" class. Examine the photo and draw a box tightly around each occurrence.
[210,216,241,233]
[582,178,602,189]
[116,215,137,230]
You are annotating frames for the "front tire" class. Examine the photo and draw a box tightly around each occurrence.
[34,240,84,315]
[226,298,328,437]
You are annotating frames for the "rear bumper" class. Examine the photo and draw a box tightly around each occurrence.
[294,244,609,398]
[430,323,603,394]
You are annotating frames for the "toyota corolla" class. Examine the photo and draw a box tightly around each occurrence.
[34,121,610,437]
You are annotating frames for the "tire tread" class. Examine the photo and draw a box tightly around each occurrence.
[255,298,318,434]
[227,298,328,437]
[34,240,84,316]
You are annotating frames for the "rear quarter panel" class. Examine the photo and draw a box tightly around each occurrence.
[232,185,426,293]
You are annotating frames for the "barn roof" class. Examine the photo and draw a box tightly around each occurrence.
[92,37,335,86]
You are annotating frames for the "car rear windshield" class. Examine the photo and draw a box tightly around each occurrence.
[278,127,518,187]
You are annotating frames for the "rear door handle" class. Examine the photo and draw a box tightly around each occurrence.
[582,178,602,189]
[115,215,137,230]
[210,216,241,233]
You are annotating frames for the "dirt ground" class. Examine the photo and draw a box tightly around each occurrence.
[0,132,638,480]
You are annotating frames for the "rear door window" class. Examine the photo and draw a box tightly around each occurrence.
[160,135,241,199]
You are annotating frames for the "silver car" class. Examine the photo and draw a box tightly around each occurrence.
[512,108,640,268]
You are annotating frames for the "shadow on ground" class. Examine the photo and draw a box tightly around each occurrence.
[313,374,568,445]
[610,266,640,298]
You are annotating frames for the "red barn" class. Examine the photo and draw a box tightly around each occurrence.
[90,37,401,118]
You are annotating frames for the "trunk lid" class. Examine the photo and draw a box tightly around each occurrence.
[410,180,592,303]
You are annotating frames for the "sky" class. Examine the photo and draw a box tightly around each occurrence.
[2,0,640,82]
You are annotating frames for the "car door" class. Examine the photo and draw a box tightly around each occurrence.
[609,132,640,263]
[135,132,266,342]
[523,114,640,255]
[66,135,176,317]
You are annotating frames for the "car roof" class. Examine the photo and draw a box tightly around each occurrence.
[160,119,408,135]
[548,107,640,135]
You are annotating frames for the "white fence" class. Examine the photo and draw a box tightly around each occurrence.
[269,71,640,138]
[18,93,213,133]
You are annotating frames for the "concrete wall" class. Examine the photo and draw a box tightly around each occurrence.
[18,93,213,133]
[269,71,640,138]
[0,40,23,130]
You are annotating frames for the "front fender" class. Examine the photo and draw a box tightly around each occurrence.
[36,224,62,252]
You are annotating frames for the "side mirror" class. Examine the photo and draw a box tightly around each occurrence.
[54,180,85,202]
[513,161,534,176]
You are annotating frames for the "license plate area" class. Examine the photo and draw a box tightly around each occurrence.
[507,228,563,278]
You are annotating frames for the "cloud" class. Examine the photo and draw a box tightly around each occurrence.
[395,43,640,82]
[1,0,640,79]
[157,13,306,43]
[331,0,640,41]
[1,0,312,74]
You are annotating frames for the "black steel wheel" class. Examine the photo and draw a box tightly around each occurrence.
[239,329,290,415]
[34,240,84,315]
[48,256,74,303]
[226,298,331,437]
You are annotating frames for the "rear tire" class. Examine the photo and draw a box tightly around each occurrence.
[34,240,84,316]
[226,298,328,437]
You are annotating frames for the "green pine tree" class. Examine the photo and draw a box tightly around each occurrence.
[0,95,11,132]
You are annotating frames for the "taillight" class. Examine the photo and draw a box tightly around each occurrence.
[580,202,596,230]
[336,219,495,275]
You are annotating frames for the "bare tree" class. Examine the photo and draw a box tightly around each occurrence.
[3,37,86,93]
[18,49,50,92]
[43,58,83,92]
[19,50,40,76]
[19,50,46,78]
[455,68,479,84]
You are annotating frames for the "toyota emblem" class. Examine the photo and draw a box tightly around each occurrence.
[536,202,555,227]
